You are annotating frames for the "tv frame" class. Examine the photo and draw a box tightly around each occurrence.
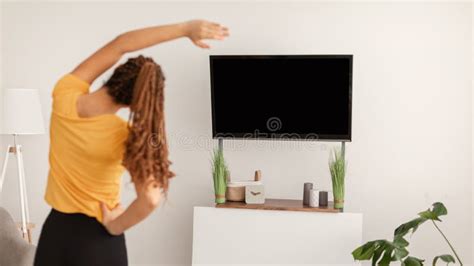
[210,54,353,142]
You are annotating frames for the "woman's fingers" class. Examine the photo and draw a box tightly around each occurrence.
[205,28,228,39]
[101,202,108,213]
[193,40,210,49]
[200,31,227,43]
[100,202,111,224]
[100,202,124,235]
[101,202,124,218]
[203,24,229,37]
[112,203,124,212]
[210,22,221,28]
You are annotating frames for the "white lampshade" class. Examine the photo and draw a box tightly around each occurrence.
[2,88,45,135]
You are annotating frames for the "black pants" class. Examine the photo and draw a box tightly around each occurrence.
[34,209,128,266]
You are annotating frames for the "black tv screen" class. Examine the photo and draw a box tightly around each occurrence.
[210,55,352,141]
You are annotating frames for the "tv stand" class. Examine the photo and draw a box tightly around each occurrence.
[192,206,362,264]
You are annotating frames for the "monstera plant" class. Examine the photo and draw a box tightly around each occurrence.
[352,202,463,265]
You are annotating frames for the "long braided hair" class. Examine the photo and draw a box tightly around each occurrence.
[105,55,175,191]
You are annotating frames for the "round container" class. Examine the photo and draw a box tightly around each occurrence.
[226,181,262,202]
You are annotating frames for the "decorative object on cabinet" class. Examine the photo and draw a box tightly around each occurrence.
[254,170,262,181]
[211,148,229,204]
[329,146,346,210]
[303,182,313,205]
[245,184,265,204]
[319,191,328,207]
[309,189,319,207]
[226,170,262,202]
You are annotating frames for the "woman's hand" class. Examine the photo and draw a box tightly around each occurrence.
[184,20,229,49]
[101,202,125,235]
[98,177,162,236]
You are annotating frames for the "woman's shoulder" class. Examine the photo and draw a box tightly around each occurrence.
[52,73,90,99]
[51,74,91,117]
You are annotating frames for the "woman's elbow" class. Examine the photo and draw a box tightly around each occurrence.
[111,34,130,54]
[138,193,161,213]
[145,196,160,210]
[135,177,163,213]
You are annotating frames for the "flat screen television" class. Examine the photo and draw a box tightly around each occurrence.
[210,55,352,141]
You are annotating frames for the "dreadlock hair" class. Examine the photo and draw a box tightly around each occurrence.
[105,55,175,191]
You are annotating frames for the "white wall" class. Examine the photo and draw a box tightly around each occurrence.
[470,0,474,258]
[1,2,472,265]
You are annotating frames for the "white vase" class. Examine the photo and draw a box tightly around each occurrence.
[309,189,319,207]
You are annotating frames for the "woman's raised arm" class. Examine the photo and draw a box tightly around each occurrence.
[72,20,229,84]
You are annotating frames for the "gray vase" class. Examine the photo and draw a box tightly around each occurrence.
[303,183,313,205]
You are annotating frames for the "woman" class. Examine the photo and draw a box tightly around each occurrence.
[34,20,229,266]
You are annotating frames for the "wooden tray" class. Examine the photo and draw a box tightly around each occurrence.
[216,198,341,213]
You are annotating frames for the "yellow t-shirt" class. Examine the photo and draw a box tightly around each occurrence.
[45,74,128,222]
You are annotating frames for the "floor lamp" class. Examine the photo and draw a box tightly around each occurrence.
[0,88,44,243]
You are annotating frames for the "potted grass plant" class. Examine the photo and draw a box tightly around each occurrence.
[329,147,345,210]
[212,148,229,204]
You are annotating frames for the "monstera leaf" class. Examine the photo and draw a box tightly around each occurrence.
[402,256,424,266]
[352,236,410,265]
[395,202,448,238]
[433,254,455,265]
[394,217,427,237]
[352,202,462,266]
[418,202,447,222]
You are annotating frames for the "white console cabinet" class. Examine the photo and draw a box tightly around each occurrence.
[192,206,363,265]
